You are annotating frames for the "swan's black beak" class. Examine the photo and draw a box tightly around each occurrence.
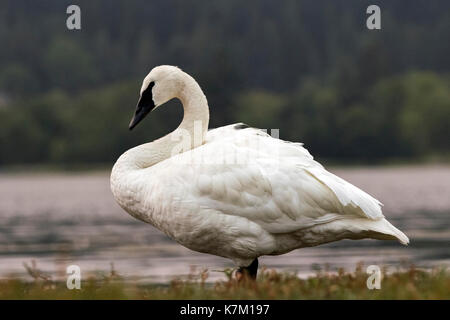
[129,97,154,130]
[129,83,156,130]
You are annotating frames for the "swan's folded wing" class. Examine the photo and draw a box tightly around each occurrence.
[212,127,385,221]
[235,127,385,221]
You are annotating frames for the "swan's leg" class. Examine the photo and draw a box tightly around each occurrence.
[236,258,258,281]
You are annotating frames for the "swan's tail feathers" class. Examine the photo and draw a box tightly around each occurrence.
[360,218,410,245]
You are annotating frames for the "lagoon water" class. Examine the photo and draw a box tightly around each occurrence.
[0,165,449,283]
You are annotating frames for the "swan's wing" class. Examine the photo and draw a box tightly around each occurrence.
[153,124,383,234]
[208,123,384,219]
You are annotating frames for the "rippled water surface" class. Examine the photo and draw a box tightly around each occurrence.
[0,165,449,283]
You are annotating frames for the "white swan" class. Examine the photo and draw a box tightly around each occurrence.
[111,65,409,279]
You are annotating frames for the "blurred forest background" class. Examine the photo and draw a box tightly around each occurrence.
[0,0,449,167]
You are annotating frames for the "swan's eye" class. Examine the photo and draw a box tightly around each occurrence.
[129,81,156,130]
[140,81,155,104]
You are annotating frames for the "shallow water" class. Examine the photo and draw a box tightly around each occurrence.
[0,165,449,283]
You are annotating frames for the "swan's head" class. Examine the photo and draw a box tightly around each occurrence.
[129,65,185,130]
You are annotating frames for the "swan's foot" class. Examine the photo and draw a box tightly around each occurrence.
[236,258,258,281]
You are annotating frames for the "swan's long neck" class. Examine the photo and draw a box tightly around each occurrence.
[113,73,209,172]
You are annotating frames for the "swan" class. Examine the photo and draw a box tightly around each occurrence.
[110,65,409,279]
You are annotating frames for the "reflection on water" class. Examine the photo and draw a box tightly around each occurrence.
[0,165,449,283]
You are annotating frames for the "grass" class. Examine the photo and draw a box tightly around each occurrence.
[0,263,448,299]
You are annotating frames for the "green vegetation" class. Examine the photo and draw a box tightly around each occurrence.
[1,265,448,300]
[0,72,448,166]
[0,1,449,166]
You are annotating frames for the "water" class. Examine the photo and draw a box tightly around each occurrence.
[0,165,449,283]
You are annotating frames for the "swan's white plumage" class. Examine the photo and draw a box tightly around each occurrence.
[111,66,409,267]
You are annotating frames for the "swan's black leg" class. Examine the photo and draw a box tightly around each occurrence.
[236,258,258,280]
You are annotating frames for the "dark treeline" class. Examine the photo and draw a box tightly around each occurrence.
[0,0,449,166]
